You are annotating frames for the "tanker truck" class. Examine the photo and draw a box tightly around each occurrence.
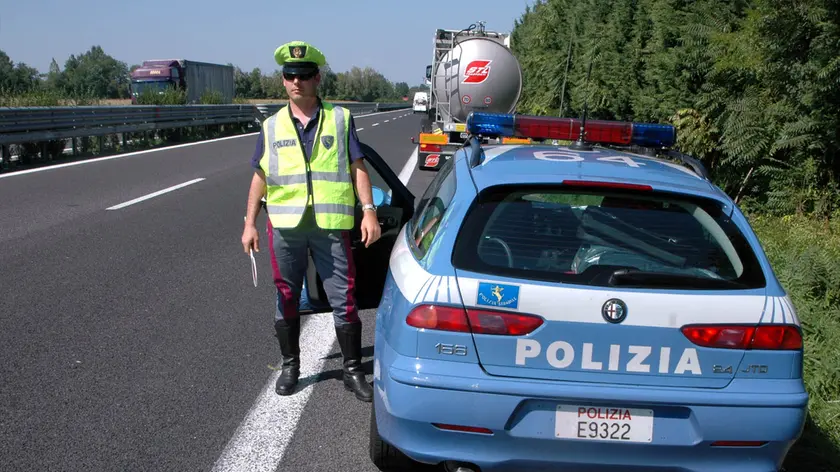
[417,21,523,171]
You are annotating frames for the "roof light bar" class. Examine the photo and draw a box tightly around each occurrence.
[466,111,677,148]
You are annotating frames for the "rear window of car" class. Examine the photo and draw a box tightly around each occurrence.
[451,185,766,290]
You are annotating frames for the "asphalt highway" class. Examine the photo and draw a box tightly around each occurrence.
[0,108,441,472]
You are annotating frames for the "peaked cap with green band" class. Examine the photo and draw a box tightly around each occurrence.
[274,41,327,74]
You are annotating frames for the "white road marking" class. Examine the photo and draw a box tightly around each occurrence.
[353,108,406,119]
[384,120,390,123]
[106,178,205,210]
[372,123,380,127]
[356,128,364,131]
[398,146,418,186]
[211,313,337,472]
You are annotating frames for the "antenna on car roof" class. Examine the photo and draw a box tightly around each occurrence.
[569,59,594,151]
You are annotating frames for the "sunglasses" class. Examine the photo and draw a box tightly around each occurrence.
[283,71,317,81]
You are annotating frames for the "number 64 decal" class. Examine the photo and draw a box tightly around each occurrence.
[533,151,646,168]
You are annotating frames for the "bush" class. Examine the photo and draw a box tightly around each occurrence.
[134,86,186,105]
[749,212,840,471]
[199,89,225,104]
[0,86,100,107]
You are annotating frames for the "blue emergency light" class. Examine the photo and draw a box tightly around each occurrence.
[466,111,677,148]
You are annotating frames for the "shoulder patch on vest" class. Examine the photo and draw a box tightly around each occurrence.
[272,139,297,149]
[321,135,334,149]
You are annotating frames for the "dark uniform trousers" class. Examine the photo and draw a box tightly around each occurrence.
[266,206,372,401]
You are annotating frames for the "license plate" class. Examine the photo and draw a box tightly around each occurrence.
[555,405,653,443]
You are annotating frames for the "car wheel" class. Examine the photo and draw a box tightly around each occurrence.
[369,404,413,471]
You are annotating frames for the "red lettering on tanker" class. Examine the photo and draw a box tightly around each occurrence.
[463,60,492,84]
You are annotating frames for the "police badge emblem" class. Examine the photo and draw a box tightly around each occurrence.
[321,135,334,149]
[291,46,306,58]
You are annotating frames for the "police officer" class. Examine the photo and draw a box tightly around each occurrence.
[241,41,380,402]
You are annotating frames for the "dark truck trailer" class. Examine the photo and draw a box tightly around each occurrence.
[129,59,235,104]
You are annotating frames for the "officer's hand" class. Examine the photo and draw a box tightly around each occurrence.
[242,225,260,254]
[360,212,381,248]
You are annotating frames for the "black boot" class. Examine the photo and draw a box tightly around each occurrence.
[335,322,373,402]
[274,317,300,396]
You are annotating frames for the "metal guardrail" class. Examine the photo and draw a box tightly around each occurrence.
[253,102,410,120]
[0,102,411,147]
[0,105,255,146]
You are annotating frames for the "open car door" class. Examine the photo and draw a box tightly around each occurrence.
[302,142,415,312]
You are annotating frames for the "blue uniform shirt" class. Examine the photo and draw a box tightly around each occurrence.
[251,101,365,170]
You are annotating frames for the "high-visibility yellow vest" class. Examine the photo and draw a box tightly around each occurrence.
[259,103,356,230]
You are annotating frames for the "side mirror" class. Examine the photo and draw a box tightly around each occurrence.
[371,186,390,207]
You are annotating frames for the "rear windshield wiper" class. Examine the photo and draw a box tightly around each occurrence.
[608,269,747,289]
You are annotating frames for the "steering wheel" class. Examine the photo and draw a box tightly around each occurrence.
[482,236,514,268]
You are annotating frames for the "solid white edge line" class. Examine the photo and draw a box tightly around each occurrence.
[397,145,418,186]
[210,313,337,472]
[0,108,409,180]
[352,108,405,119]
[106,178,205,210]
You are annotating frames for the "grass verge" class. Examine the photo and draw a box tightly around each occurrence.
[749,213,840,472]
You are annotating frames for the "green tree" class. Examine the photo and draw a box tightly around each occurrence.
[0,50,42,94]
[44,58,63,91]
[510,0,840,215]
[319,64,339,99]
[248,68,264,98]
[62,46,129,98]
[394,82,410,98]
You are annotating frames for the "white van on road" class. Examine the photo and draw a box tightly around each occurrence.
[413,91,428,113]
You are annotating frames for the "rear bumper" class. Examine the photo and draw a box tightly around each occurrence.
[373,338,808,472]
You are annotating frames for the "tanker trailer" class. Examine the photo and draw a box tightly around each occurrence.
[417,21,523,171]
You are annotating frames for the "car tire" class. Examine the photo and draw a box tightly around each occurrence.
[369,404,413,471]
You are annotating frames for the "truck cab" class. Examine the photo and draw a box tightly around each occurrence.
[129,60,185,103]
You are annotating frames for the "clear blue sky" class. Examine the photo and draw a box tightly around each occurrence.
[2,0,534,86]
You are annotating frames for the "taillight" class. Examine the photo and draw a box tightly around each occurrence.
[751,325,803,349]
[681,325,802,350]
[405,304,543,336]
[405,305,470,333]
[467,309,544,335]
[420,143,441,152]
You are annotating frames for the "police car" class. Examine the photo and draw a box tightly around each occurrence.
[347,111,808,472]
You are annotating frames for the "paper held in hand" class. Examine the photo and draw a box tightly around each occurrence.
[249,248,258,288]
